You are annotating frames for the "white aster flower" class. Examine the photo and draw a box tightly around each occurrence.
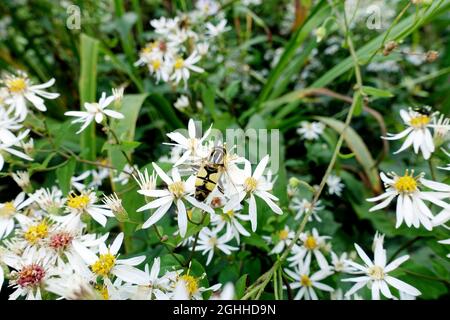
[165,118,211,166]
[11,170,31,191]
[326,174,344,196]
[342,234,421,300]
[287,228,331,270]
[285,254,334,300]
[132,257,173,300]
[290,198,324,222]
[210,205,250,245]
[64,190,114,227]
[2,72,59,121]
[170,51,204,87]
[382,108,436,160]
[172,272,221,300]
[205,19,229,37]
[174,95,190,111]
[0,192,34,239]
[297,121,325,140]
[266,226,295,255]
[195,228,239,265]
[367,170,450,230]
[225,155,283,232]
[65,92,124,134]
[0,130,33,171]
[136,162,214,237]
[133,168,157,194]
[73,232,146,284]
[330,251,356,273]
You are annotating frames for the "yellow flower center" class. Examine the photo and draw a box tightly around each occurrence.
[409,115,430,128]
[180,275,199,296]
[394,175,417,193]
[67,194,90,210]
[225,210,234,218]
[24,222,49,245]
[368,265,385,280]
[96,285,109,300]
[6,77,27,93]
[304,235,317,250]
[244,177,258,193]
[300,275,312,287]
[91,253,116,277]
[152,59,161,70]
[208,237,217,246]
[279,229,289,240]
[174,58,185,69]
[169,181,185,198]
[0,202,16,218]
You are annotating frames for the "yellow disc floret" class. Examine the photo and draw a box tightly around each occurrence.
[304,235,317,250]
[24,221,49,245]
[368,265,385,280]
[67,193,90,210]
[91,253,116,277]
[300,274,312,287]
[174,58,185,69]
[409,114,430,128]
[244,177,258,193]
[180,274,199,296]
[0,202,16,218]
[6,77,27,93]
[394,174,417,193]
[279,229,289,240]
[169,181,185,198]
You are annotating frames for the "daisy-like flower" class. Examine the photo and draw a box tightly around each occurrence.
[367,170,450,230]
[330,252,356,273]
[196,0,220,16]
[285,254,334,300]
[172,272,221,300]
[174,95,190,111]
[297,121,325,141]
[133,168,157,194]
[265,226,295,255]
[0,192,34,239]
[290,198,324,222]
[0,130,33,171]
[2,72,59,121]
[132,257,173,300]
[64,190,114,227]
[342,234,421,300]
[113,164,138,186]
[382,108,436,160]
[64,92,124,134]
[70,171,90,192]
[33,187,64,214]
[210,205,250,244]
[73,232,146,284]
[205,19,229,37]
[166,119,211,166]
[326,174,344,196]
[224,155,283,232]
[287,228,330,270]
[0,108,22,145]
[136,163,214,237]
[11,170,31,192]
[8,252,56,300]
[170,51,204,87]
[194,228,238,265]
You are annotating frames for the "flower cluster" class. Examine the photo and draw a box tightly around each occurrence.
[0,71,59,171]
[135,0,228,88]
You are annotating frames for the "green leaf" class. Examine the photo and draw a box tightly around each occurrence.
[361,86,394,98]
[235,274,248,299]
[108,94,148,171]
[79,34,99,169]
[148,94,184,131]
[201,84,217,120]
[315,116,381,192]
[56,157,76,196]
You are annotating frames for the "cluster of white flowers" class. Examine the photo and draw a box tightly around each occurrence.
[0,181,232,300]
[0,71,60,171]
[134,118,283,264]
[135,0,229,88]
